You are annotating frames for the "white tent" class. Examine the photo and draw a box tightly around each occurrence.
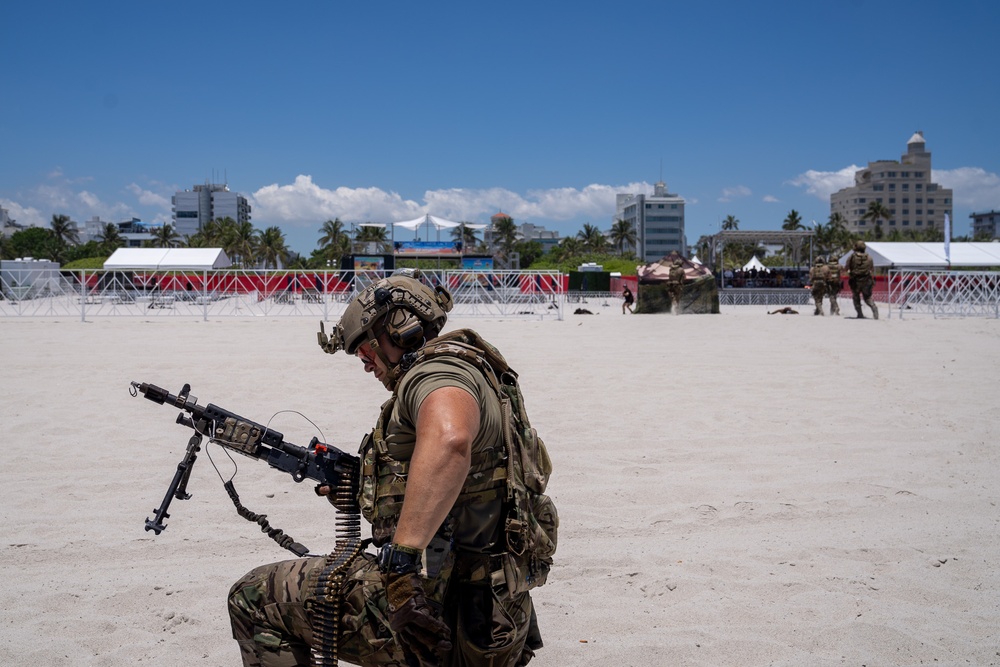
[843,242,1000,268]
[103,248,232,270]
[690,255,702,265]
[391,215,487,235]
[741,255,766,271]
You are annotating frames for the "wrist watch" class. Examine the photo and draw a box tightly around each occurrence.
[377,543,423,575]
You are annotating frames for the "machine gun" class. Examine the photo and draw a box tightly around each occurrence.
[130,380,361,556]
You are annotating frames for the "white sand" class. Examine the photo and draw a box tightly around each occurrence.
[2,307,999,666]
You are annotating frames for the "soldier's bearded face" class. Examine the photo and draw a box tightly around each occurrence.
[356,331,403,389]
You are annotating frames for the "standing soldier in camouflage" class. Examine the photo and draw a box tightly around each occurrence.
[847,240,878,319]
[808,257,830,316]
[228,273,556,666]
[825,255,843,316]
[667,259,686,315]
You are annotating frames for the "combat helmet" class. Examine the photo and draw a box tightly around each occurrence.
[815,256,825,265]
[318,270,453,358]
[854,240,867,252]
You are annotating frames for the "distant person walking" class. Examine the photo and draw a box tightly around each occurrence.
[825,256,843,316]
[808,257,830,316]
[622,285,635,314]
[668,260,686,315]
[847,240,878,319]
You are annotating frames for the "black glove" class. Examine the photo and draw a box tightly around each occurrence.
[386,571,452,666]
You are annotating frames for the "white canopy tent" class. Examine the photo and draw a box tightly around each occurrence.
[103,248,232,270]
[391,215,487,240]
[844,242,1000,268]
[741,255,766,271]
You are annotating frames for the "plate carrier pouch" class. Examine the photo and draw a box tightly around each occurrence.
[358,329,558,596]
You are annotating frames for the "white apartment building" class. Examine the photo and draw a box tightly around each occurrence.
[171,183,252,239]
[830,132,953,235]
[970,210,1000,240]
[615,181,686,263]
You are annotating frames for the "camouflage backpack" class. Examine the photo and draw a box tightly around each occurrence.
[403,329,558,593]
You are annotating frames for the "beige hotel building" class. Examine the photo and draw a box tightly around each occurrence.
[830,131,953,235]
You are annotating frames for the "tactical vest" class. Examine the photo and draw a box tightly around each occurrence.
[358,329,558,594]
[849,254,872,278]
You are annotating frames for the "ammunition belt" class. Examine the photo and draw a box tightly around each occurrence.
[309,466,365,667]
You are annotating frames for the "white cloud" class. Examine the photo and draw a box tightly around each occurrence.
[762,195,779,203]
[0,199,45,227]
[127,183,171,209]
[252,175,423,225]
[934,167,1000,211]
[787,165,861,200]
[252,176,655,226]
[718,185,751,202]
[10,172,138,224]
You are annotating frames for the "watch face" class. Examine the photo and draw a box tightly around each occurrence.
[378,543,422,574]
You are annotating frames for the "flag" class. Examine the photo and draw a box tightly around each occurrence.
[944,213,951,265]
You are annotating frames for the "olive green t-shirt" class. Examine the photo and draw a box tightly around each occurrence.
[384,355,505,552]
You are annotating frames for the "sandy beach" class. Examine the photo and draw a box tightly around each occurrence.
[2,306,999,666]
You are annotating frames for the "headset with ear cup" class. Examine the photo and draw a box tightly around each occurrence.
[384,306,426,349]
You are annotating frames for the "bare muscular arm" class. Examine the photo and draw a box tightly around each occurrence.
[392,386,479,550]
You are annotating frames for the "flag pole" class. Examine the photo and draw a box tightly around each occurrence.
[944,213,951,267]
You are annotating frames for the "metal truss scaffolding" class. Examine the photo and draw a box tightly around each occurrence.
[0,269,565,321]
[888,269,1000,319]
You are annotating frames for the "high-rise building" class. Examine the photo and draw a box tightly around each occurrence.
[615,181,686,263]
[830,132,953,235]
[171,183,252,239]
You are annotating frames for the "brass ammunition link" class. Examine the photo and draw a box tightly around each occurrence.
[309,465,364,667]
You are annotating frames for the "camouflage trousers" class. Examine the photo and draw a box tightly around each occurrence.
[826,284,841,314]
[667,285,682,313]
[810,284,827,314]
[849,276,876,315]
[228,552,541,666]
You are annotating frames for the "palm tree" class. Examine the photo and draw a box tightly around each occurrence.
[152,223,180,248]
[862,201,892,237]
[256,226,289,269]
[50,214,80,247]
[825,213,851,258]
[96,223,124,255]
[318,218,347,249]
[577,223,608,253]
[450,222,480,250]
[551,237,584,262]
[721,215,740,231]
[317,218,350,266]
[490,215,519,258]
[199,218,227,246]
[782,209,804,231]
[221,218,257,267]
[355,225,390,253]
[609,218,637,256]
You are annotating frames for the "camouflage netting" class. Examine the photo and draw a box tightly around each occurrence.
[636,275,719,314]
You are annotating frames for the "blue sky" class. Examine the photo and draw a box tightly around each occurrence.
[3,1,999,256]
